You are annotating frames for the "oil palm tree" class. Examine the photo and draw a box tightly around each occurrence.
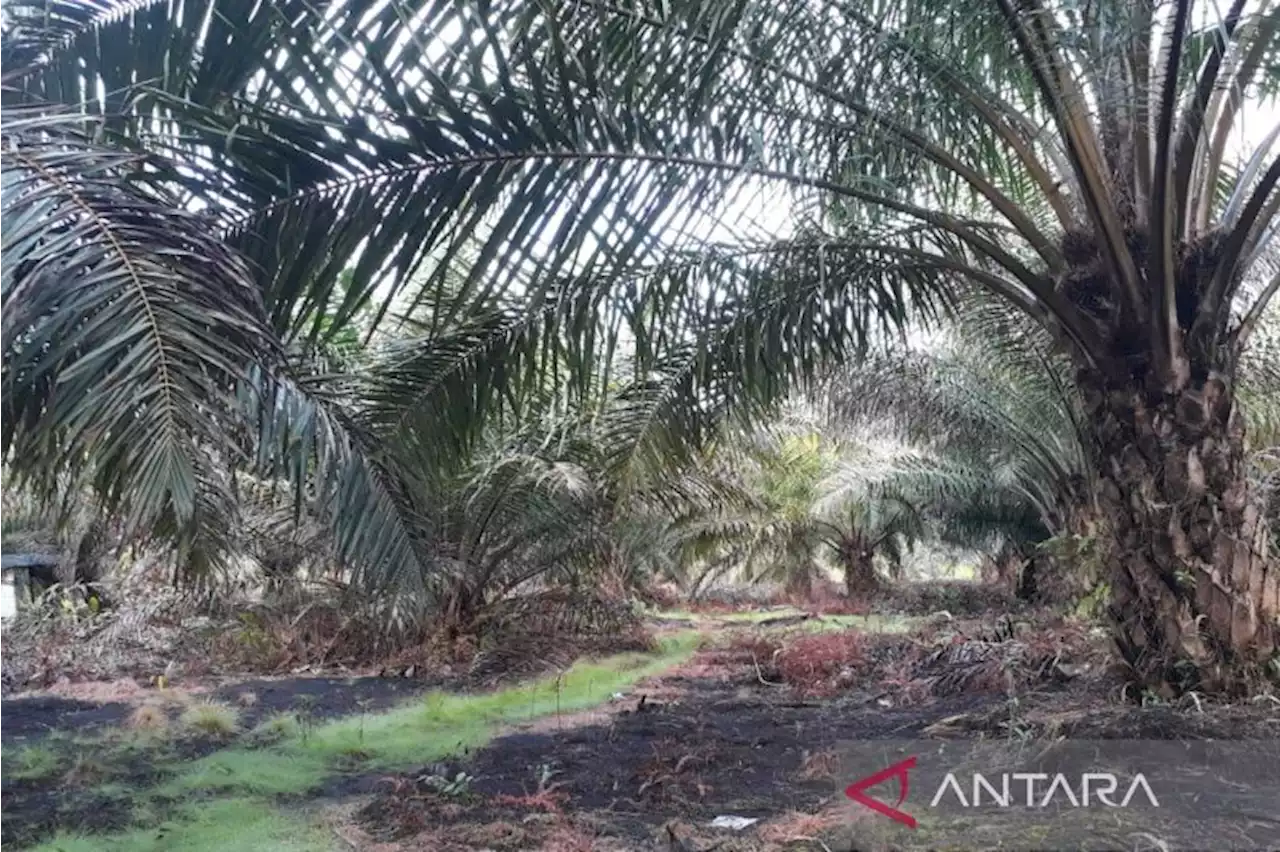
[813,475,924,599]
[829,302,1096,597]
[676,431,835,598]
[835,300,1280,606]
[679,429,927,599]
[3,0,1278,692]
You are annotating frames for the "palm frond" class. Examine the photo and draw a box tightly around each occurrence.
[2,112,273,576]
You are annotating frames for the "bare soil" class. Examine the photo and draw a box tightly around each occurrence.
[2,676,435,745]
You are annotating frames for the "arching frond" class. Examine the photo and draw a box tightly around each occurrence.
[1,112,273,575]
[5,0,1279,599]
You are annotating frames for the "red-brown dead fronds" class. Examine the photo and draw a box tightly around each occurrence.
[776,630,865,695]
[493,789,570,813]
[796,748,839,781]
[757,809,844,845]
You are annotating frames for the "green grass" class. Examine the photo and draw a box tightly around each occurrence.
[654,607,922,635]
[37,631,702,852]
[651,607,807,623]
[178,701,241,738]
[252,712,300,741]
[4,743,64,781]
[800,613,921,633]
[29,799,331,852]
[161,631,701,797]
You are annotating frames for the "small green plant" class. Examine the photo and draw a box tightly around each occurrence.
[536,763,559,790]
[356,697,373,745]
[293,695,319,744]
[180,701,240,738]
[1073,581,1111,619]
[999,693,1034,742]
[229,612,279,666]
[420,770,474,797]
[1141,688,1169,707]
[255,712,299,742]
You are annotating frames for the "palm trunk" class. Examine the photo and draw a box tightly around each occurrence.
[1084,373,1278,695]
[785,568,814,599]
[843,537,879,600]
[985,541,1026,596]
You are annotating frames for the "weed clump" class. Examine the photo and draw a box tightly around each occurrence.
[62,755,109,786]
[126,702,170,734]
[180,701,240,738]
[5,744,63,781]
[255,712,299,740]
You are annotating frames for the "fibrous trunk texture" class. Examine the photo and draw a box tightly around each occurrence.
[984,541,1027,597]
[1084,373,1278,695]
[844,547,879,600]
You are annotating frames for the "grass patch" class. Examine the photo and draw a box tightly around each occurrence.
[31,632,701,852]
[651,607,807,623]
[651,608,921,634]
[714,608,808,623]
[252,712,300,741]
[28,798,331,852]
[162,631,701,798]
[159,748,330,797]
[5,743,64,781]
[801,613,920,633]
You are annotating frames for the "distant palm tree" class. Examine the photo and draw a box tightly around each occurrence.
[680,430,929,600]
[830,303,1094,597]
[3,0,1278,692]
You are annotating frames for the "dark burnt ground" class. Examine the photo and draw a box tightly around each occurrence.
[1,745,164,848]
[1,696,132,744]
[1,784,139,848]
[1,675,437,746]
[464,676,989,821]
[0,675,436,848]
[352,631,1280,852]
[355,662,1002,849]
[0,633,650,849]
[210,674,432,729]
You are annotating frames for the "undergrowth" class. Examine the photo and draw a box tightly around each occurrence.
[27,631,702,852]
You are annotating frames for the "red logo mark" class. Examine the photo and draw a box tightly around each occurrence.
[844,755,917,828]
